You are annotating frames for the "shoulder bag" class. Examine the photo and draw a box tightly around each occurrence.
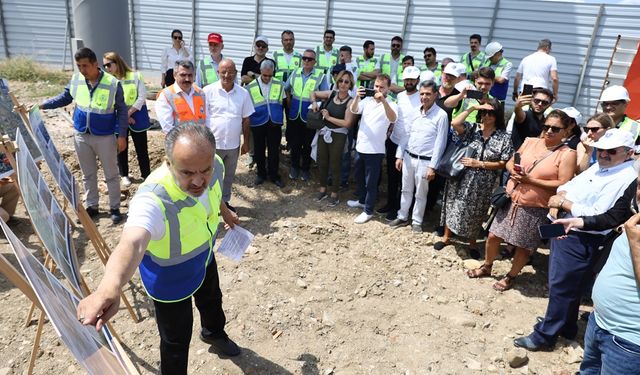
[306,91,337,130]
[435,123,477,180]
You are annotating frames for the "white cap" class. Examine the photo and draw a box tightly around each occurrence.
[443,62,462,77]
[600,85,630,102]
[455,63,468,77]
[255,35,269,45]
[561,107,583,125]
[485,42,503,58]
[525,77,548,89]
[419,70,435,83]
[402,66,420,80]
[592,128,635,150]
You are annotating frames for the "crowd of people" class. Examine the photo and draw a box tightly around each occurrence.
[32,27,640,375]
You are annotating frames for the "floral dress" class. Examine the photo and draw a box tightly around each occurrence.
[440,122,514,239]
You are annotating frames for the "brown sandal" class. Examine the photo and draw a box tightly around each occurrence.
[493,274,516,292]
[466,263,492,278]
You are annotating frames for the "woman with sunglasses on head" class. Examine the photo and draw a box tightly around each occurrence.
[160,29,191,88]
[576,113,615,174]
[467,110,576,291]
[435,98,513,257]
[103,51,151,186]
[310,70,356,207]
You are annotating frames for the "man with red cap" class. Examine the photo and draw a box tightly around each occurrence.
[196,33,224,88]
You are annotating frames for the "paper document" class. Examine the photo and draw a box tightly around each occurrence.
[217,225,254,261]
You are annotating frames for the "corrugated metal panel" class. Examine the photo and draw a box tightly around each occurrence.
[131,0,193,71]
[258,0,326,57]
[194,0,255,69]
[406,1,496,65]
[2,0,69,65]
[492,0,601,114]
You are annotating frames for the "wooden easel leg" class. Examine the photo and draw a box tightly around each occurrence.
[24,303,36,327]
[27,310,46,375]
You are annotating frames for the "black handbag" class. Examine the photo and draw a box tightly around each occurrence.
[306,91,336,130]
[435,124,477,180]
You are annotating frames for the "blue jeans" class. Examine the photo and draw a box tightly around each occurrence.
[580,312,640,375]
[354,152,384,215]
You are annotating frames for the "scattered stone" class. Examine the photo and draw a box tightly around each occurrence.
[466,358,482,371]
[196,349,206,355]
[358,289,368,298]
[463,259,482,270]
[449,314,477,328]
[507,348,528,368]
[0,368,10,375]
[467,300,488,315]
[323,368,334,375]
[515,329,524,335]
[322,311,335,326]
[486,364,499,373]
[564,341,584,364]
[296,279,308,289]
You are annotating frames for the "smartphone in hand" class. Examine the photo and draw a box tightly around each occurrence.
[522,84,533,96]
[467,90,484,100]
[538,223,566,239]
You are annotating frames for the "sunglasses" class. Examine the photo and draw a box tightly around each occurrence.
[172,35,183,40]
[478,110,495,117]
[103,62,113,69]
[601,100,626,107]
[301,56,315,62]
[391,44,402,48]
[533,98,551,106]
[338,79,351,84]
[597,148,621,155]
[541,125,565,133]
[255,43,267,49]
[585,126,603,133]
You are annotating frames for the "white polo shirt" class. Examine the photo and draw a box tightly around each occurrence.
[352,96,398,154]
[203,81,255,150]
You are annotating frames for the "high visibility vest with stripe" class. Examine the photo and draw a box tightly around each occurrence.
[120,71,151,132]
[288,68,323,123]
[482,57,511,101]
[197,56,220,87]
[315,45,338,73]
[420,63,443,86]
[273,50,301,82]
[379,53,404,85]
[247,79,285,126]
[356,56,377,89]
[618,116,640,141]
[69,71,119,135]
[160,85,206,126]
[460,51,486,77]
[137,156,224,302]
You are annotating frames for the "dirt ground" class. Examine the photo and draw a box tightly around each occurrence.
[0,81,587,374]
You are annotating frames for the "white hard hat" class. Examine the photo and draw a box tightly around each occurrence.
[419,70,435,83]
[485,42,503,58]
[600,85,630,102]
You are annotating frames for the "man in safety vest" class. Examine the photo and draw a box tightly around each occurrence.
[272,30,300,83]
[40,47,126,224]
[376,36,405,95]
[420,47,443,86]
[195,32,224,88]
[356,40,378,89]
[315,29,339,75]
[77,123,242,375]
[599,85,640,143]
[284,49,328,181]
[156,60,207,134]
[247,60,286,187]
[460,34,485,80]
[481,41,512,105]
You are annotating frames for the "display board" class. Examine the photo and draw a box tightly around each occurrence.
[0,79,41,159]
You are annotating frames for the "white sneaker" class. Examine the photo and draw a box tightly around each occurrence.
[354,212,373,224]
[347,200,365,208]
[121,176,132,187]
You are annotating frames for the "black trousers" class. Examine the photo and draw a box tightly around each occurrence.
[251,122,282,180]
[384,139,401,210]
[288,117,315,172]
[117,130,151,179]
[152,256,226,375]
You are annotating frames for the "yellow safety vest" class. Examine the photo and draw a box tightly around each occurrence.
[273,50,301,82]
[356,56,377,89]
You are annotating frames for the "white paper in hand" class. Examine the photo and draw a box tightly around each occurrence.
[217,225,254,261]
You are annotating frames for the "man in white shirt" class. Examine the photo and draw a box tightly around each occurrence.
[513,39,559,102]
[377,66,421,222]
[203,59,255,210]
[514,128,637,352]
[389,80,449,232]
[347,74,398,224]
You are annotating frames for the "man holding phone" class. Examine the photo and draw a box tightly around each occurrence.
[511,85,554,151]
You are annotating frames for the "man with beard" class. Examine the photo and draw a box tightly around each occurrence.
[460,34,485,80]
[273,30,301,83]
[376,36,405,94]
[195,33,224,88]
[511,86,554,151]
[356,40,377,89]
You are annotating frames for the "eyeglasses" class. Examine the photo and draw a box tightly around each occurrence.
[478,110,495,117]
[255,43,267,49]
[172,35,183,40]
[391,44,402,48]
[301,56,315,62]
[601,100,626,108]
[597,148,621,155]
[103,62,113,69]
[533,98,551,106]
[338,79,351,84]
[585,126,603,133]
[541,125,565,133]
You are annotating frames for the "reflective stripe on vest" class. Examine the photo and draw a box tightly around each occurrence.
[356,56,377,89]
[315,45,338,72]
[121,71,142,106]
[69,71,119,134]
[461,51,486,76]
[618,116,640,141]
[247,79,284,126]
[288,68,322,122]
[137,155,225,302]
[161,85,206,125]
[273,50,301,81]
[198,56,220,86]
[379,53,404,85]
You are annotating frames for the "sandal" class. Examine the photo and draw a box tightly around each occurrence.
[466,263,492,278]
[493,274,516,292]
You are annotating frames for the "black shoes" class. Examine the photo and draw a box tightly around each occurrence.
[199,333,241,357]
[513,334,553,352]
[85,206,99,218]
[254,176,265,186]
[110,209,122,224]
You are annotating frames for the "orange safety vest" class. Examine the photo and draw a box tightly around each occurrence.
[159,85,207,125]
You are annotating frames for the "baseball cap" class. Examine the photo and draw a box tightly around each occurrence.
[485,42,503,58]
[255,35,269,45]
[208,33,223,44]
[561,107,583,125]
[419,70,435,83]
[443,62,462,77]
[592,128,635,150]
[402,66,420,80]
[599,85,630,102]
